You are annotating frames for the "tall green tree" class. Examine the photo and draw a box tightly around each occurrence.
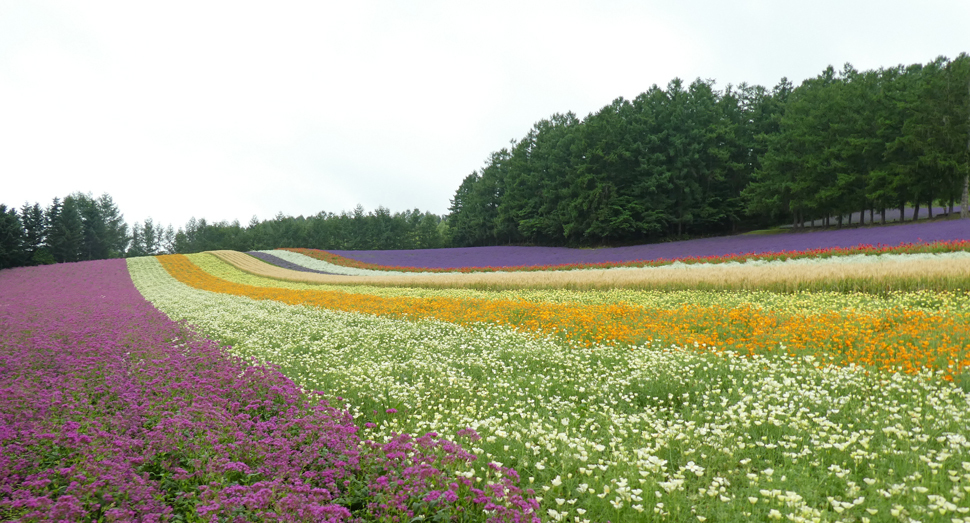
[953,54,970,218]
[128,218,167,257]
[713,84,754,232]
[742,78,796,224]
[563,98,643,243]
[96,193,129,257]
[866,65,910,223]
[880,63,929,220]
[47,196,83,263]
[628,84,676,237]
[0,205,26,269]
[915,55,970,215]
[448,149,511,246]
[77,193,111,260]
[447,172,486,246]
[19,202,49,264]
[499,113,581,244]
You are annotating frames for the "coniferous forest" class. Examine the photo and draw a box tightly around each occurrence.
[448,55,970,246]
[2,55,969,269]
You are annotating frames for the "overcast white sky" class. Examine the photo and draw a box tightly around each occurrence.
[1,1,968,229]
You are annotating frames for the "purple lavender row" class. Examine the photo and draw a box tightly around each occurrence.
[331,219,970,269]
[0,260,538,522]
[247,251,341,275]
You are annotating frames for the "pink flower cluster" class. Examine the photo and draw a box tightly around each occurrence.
[0,260,538,522]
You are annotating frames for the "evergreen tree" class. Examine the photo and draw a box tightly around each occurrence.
[564,98,641,243]
[867,65,910,223]
[500,113,581,244]
[447,173,484,246]
[47,196,83,263]
[127,218,166,257]
[951,53,970,219]
[97,193,129,257]
[448,150,510,247]
[0,205,26,269]
[19,202,48,265]
[76,193,111,260]
[742,78,795,224]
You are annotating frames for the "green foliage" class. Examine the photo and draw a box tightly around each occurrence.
[19,202,46,261]
[0,204,26,269]
[171,207,450,254]
[46,196,82,263]
[40,192,131,263]
[451,55,970,247]
[1,195,451,263]
[449,149,512,247]
[450,77,778,248]
[128,218,175,257]
[752,56,970,227]
[1,192,138,270]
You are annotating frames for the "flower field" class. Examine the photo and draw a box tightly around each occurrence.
[216,247,970,294]
[0,261,539,522]
[322,220,970,270]
[159,253,970,379]
[126,252,970,523]
[4,231,970,522]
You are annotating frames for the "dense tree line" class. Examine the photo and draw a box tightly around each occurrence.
[0,196,449,269]
[0,193,129,269]
[171,206,447,253]
[449,55,970,247]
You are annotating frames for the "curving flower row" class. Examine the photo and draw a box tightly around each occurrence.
[160,253,970,380]
[285,239,970,274]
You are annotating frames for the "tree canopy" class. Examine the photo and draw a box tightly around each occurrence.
[449,54,970,246]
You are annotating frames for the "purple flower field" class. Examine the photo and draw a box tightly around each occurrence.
[332,219,970,269]
[0,260,538,522]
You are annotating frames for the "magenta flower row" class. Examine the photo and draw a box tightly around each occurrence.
[0,260,538,522]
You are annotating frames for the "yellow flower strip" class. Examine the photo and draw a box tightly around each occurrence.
[158,254,970,379]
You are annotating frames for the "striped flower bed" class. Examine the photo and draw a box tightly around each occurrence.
[286,239,970,274]
[161,253,970,379]
[126,254,970,523]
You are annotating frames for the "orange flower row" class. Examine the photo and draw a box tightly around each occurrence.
[158,254,970,380]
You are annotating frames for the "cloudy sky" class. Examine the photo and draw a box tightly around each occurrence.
[1,1,967,229]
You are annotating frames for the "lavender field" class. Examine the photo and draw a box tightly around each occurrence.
[332,219,970,269]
